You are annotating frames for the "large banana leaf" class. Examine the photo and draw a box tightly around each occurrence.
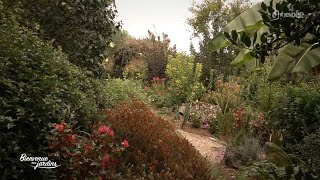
[209,0,281,52]
[231,25,270,66]
[293,44,320,73]
[232,49,254,66]
[267,43,311,81]
[209,0,320,81]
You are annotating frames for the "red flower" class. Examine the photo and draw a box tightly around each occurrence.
[121,139,129,148]
[66,134,77,143]
[53,123,67,132]
[106,128,114,137]
[101,154,109,166]
[98,126,114,137]
[98,125,108,133]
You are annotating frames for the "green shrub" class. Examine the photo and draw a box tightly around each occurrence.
[224,135,262,168]
[103,78,149,107]
[239,160,318,180]
[293,129,320,173]
[166,53,205,104]
[211,79,244,115]
[238,160,288,180]
[103,100,214,179]
[190,112,201,128]
[0,21,116,178]
[269,84,320,144]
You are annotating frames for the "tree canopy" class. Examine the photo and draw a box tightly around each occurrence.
[13,0,120,76]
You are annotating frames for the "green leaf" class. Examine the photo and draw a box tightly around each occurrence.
[232,49,254,66]
[260,34,267,44]
[261,2,267,11]
[267,43,311,81]
[265,142,293,167]
[231,30,238,42]
[208,32,231,52]
[241,32,251,47]
[253,31,258,44]
[293,44,320,73]
[255,25,270,44]
[209,0,281,52]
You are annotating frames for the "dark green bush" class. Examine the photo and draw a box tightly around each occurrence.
[0,20,108,178]
[238,160,287,180]
[293,129,320,173]
[103,101,214,179]
[269,84,320,144]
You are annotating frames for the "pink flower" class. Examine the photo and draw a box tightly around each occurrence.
[121,139,129,148]
[106,128,114,137]
[53,123,67,132]
[66,134,77,143]
[98,126,114,137]
[98,125,108,133]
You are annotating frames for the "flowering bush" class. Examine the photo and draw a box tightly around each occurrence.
[189,102,220,129]
[206,79,246,139]
[232,107,247,129]
[250,112,266,130]
[47,123,129,179]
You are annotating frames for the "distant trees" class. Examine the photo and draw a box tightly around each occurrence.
[188,0,250,86]
[110,30,177,82]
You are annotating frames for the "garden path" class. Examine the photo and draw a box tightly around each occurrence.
[156,109,227,164]
[156,110,236,179]
[176,129,226,163]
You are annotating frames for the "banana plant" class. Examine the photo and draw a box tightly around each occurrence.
[209,0,320,81]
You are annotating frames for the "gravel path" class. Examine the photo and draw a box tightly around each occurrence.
[176,129,226,164]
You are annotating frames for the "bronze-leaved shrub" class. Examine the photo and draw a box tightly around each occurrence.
[103,100,214,179]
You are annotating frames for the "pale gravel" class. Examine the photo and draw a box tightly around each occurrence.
[176,129,226,164]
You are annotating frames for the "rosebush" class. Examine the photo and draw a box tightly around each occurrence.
[47,123,129,179]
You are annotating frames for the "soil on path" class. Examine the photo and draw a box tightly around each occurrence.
[158,111,227,164]
[157,110,237,179]
[175,122,226,164]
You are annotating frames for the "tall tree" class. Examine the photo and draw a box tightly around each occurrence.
[20,0,120,77]
[188,0,250,86]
